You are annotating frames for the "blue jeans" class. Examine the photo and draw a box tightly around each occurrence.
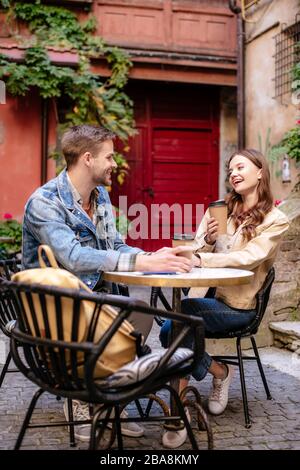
[160,297,256,381]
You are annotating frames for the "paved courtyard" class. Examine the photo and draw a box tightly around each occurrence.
[0,287,299,451]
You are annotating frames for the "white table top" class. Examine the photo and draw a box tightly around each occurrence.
[103,267,254,288]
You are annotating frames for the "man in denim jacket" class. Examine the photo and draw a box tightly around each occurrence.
[23,125,190,286]
[22,124,192,441]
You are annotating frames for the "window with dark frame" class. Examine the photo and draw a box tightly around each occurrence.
[274,15,300,103]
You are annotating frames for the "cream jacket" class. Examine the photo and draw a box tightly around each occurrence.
[189,206,290,310]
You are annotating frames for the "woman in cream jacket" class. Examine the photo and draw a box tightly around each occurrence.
[162,148,289,449]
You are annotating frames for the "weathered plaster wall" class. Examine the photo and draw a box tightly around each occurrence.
[245,0,299,201]
[0,92,56,221]
[219,87,238,198]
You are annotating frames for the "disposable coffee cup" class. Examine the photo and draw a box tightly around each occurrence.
[177,247,193,260]
[172,233,195,248]
[208,200,227,235]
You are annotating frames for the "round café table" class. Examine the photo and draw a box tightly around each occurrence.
[103,268,254,317]
[103,267,254,430]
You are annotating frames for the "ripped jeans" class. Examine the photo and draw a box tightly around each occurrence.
[160,297,256,381]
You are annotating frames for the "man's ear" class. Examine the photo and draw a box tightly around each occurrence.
[82,152,92,167]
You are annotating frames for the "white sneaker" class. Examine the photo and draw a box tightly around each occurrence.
[208,365,234,415]
[162,408,191,449]
[102,408,144,438]
[63,399,91,442]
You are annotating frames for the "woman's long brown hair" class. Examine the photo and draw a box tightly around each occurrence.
[225,149,274,241]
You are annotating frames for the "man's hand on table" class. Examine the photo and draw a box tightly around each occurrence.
[136,247,192,273]
[172,245,202,268]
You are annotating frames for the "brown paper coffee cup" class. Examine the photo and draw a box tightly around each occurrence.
[172,239,195,248]
[176,247,193,260]
[172,234,195,248]
[208,200,227,235]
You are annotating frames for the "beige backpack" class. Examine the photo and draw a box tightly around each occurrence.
[12,245,137,378]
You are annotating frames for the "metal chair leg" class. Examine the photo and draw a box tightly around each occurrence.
[14,388,44,450]
[90,406,104,450]
[236,338,251,428]
[180,385,214,449]
[114,405,124,451]
[0,351,11,388]
[168,385,199,450]
[67,398,76,447]
[151,287,172,311]
[90,406,115,450]
[158,289,172,311]
[135,398,147,418]
[250,336,272,400]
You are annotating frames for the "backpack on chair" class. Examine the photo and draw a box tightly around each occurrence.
[11,245,139,378]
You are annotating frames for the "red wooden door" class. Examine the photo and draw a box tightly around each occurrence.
[112,82,219,251]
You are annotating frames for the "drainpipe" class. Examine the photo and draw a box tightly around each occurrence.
[41,98,48,185]
[229,1,245,149]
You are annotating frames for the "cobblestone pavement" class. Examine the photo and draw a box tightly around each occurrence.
[0,287,300,451]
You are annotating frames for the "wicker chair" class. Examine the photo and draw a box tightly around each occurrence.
[1,279,212,450]
[152,268,275,428]
[207,268,275,428]
[0,258,21,387]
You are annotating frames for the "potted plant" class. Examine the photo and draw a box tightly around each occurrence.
[0,213,22,258]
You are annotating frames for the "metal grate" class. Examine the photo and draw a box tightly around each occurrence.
[274,15,300,102]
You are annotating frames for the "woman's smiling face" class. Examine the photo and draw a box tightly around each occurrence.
[228,155,262,196]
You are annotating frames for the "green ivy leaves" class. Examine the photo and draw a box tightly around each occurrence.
[0,1,136,173]
[0,219,22,256]
[280,128,300,163]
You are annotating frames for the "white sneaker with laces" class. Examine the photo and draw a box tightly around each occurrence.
[162,407,191,449]
[63,399,91,442]
[102,408,144,438]
[208,365,234,415]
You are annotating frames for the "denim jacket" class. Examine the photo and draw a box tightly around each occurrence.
[22,169,141,289]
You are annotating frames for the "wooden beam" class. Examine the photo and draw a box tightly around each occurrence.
[92,60,237,86]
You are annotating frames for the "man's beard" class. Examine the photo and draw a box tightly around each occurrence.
[95,173,112,187]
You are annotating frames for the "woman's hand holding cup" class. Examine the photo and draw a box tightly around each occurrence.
[173,245,193,260]
[174,245,202,268]
[204,217,219,245]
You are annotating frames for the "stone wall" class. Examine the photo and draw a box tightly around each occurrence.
[270,322,300,355]
[255,208,300,349]
[264,183,300,330]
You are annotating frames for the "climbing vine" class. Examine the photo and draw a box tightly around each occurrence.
[0,0,135,180]
[268,53,300,167]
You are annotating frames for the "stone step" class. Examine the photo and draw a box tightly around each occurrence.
[254,346,300,381]
[269,321,300,354]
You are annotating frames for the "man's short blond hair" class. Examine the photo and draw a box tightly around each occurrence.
[61,125,115,168]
